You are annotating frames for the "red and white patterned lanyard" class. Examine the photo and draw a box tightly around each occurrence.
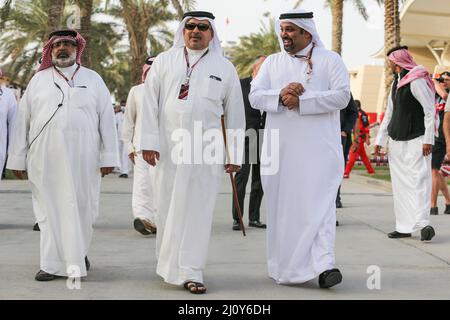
[183,47,209,85]
[53,64,81,88]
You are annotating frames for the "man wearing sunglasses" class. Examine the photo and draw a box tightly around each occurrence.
[140,11,245,294]
[6,29,119,281]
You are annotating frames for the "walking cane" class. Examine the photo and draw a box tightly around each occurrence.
[221,115,246,237]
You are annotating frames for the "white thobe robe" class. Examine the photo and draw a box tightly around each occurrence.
[375,78,435,233]
[7,64,119,277]
[115,111,130,175]
[140,47,245,285]
[0,85,17,175]
[249,43,350,284]
[122,84,156,222]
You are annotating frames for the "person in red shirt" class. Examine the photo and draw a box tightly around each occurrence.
[344,100,375,178]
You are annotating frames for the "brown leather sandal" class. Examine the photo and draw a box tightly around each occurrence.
[183,281,207,294]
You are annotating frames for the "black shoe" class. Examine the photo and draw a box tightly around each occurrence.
[430,207,438,215]
[85,256,90,271]
[444,204,450,215]
[249,220,267,228]
[35,270,58,281]
[119,174,128,178]
[336,200,343,209]
[134,218,151,235]
[232,220,241,231]
[388,231,411,239]
[319,268,342,288]
[421,225,435,241]
[336,220,339,227]
[33,223,40,231]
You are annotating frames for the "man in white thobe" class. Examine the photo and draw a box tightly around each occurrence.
[140,11,245,294]
[0,69,17,178]
[249,9,350,288]
[122,57,157,235]
[7,30,119,281]
[374,46,436,241]
[115,102,130,178]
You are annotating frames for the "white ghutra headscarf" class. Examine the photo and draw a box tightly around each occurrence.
[171,11,223,55]
[275,8,325,51]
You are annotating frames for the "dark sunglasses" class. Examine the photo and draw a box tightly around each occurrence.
[185,23,210,32]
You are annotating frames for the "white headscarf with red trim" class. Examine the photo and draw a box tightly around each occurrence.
[37,30,86,72]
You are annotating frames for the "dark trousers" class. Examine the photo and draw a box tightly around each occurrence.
[232,163,264,222]
[336,135,351,202]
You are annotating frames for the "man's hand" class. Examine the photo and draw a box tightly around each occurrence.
[374,145,382,157]
[100,167,114,177]
[12,170,26,180]
[423,144,432,156]
[341,131,347,137]
[351,141,359,153]
[128,152,136,165]
[281,94,300,110]
[224,164,240,173]
[142,150,160,166]
[280,82,305,98]
[366,138,371,146]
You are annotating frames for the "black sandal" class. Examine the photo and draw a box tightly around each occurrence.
[183,281,207,294]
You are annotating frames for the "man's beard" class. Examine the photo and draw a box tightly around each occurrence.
[52,51,76,68]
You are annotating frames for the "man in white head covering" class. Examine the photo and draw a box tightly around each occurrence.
[122,56,157,235]
[249,8,351,288]
[0,68,17,179]
[139,11,245,294]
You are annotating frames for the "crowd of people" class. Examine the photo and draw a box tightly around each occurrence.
[1,7,449,294]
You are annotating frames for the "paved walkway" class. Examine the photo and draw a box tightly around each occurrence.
[1,172,449,299]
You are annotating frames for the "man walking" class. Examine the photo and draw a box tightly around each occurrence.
[249,8,350,288]
[140,11,245,294]
[374,46,436,241]
[232,56,267,231]
[7,30,119,280]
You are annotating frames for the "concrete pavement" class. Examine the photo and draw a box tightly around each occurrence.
[1,172,450,300]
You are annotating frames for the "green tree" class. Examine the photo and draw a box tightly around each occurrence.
[228,19,279,78]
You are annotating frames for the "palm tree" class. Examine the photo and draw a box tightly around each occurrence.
[383,0,402,96]
[47,0,65,37]
[114,0,196,85]
[229,19,280,78]
[112,0,174,85]
[75,0,94,67]
[170,0,196,20]
[0,0,49,85]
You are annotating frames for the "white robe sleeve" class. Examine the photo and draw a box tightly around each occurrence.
[139,59,161,152]
[7,90,17,145]
[445,96,450,113]
[223,67,246,166]
[298,53,350,115]
[375,85,394,148]
[410,78,436,145]
[122,86,137,155]
[6,86,32,171]
[96,77,120,167]
[249,57,284,113]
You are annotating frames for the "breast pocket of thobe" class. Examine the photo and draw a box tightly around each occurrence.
[67,87,98,140]
[200,76,225,129]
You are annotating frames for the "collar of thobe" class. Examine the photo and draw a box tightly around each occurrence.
[288,41,315,76]
[54,63,80,87]
[186,47,209,60]
[184,47,209,84]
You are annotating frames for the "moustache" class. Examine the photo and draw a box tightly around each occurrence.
[57,51,70,58]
